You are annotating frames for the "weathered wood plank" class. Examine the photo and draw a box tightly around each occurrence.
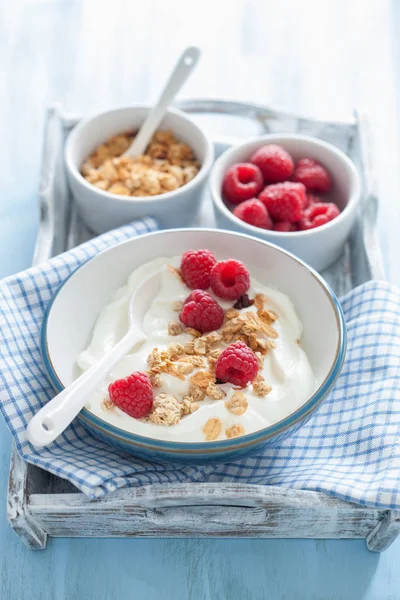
[367,511,400,552]
[7,447,47,549]
[29,495,385,540]
[27,484,386,541]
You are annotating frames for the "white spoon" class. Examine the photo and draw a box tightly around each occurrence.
[26,271,161,448]
[124,46,201,158]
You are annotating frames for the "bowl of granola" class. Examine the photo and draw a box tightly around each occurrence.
[41,229,346,463]
[65,106,214,233]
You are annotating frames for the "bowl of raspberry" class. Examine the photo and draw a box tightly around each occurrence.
[210,134,361,271]
[41,229,346,463]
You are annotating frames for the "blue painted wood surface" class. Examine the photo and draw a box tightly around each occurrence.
[1,0,400,598]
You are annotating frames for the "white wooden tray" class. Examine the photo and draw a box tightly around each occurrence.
[8,101,399,551]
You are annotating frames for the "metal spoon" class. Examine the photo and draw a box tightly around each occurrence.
[124,46,201,158]
[26,271,161,448]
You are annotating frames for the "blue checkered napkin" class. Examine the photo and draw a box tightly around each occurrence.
[0,228,399,508]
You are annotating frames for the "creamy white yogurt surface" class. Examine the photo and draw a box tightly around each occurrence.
[77,256,317,442]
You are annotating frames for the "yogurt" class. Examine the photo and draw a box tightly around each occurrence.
[77,256,317,442]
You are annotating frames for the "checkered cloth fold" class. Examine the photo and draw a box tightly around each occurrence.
[0,219,399,507]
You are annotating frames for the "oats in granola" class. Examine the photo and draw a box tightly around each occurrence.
[179,355,206,368]
[209,348,222,360]
[167,343,184,359]
[184,341,195,355]
[225,307,240,320]
[190,371,215,390]
[258,308,278,324]
[206,382,226,400]
[203,417,222,441]
[253,375,272,397]
[225,424,246,438]
[148,372,163,387]
[81,130,200,197]
[168,321,183,336]
[101,398,115,412]
[167,264,184,282]
[254,293,266,310]
[225,391,248,415]
[185,327,202,338]
[202,331,222,346]
[175,361,194,375]
[193,337,207,355]
[149,393,181,426]
[255,351,265,369]
[172,300,183,312]
[181,397,199,416]
[188,384,206,402]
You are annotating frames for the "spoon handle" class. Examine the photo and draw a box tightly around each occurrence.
[124,46,201,158]
[26,328,146,448]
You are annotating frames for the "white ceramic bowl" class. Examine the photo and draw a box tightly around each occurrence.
[65,106,214,233]
[41,229,346,463]
[210,134,361,271]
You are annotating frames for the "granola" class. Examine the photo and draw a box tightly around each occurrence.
[225,391,248,415]
[203,417,222,441]
[168,321,183,336]
[181,397,199,416]
[193,337,207,354]
[81,130,200,197]
[149,393,181,426]
[172,300,183,312]
[206,382,226,400]
[101,398,115,412]
[225,424,246,438]
[253,375,272,397]
[190,371,215,390]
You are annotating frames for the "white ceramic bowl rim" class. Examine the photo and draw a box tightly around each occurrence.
[65,105,214,205]
[41,228,347,449]
[210,133,362,238]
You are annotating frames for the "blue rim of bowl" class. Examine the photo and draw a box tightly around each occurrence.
[40,228,347,454]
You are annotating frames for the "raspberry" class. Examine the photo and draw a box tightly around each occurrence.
[215,341,259,387]
[180,290,224,333]
[293,158,332,193]
[249,144,294,183]
[298,202,340,230]
[210,260,250,301]
[222,163,264,205]
[108,372,153,419]
[233,198,273,229]
[305,193,320,208]
[180,249,217,290]
[273,221,298,232]
[258,182,306,223]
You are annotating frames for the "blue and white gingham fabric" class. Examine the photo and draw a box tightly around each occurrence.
[0,219,400,507]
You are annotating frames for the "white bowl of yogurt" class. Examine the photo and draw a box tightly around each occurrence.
[41,229,346,463]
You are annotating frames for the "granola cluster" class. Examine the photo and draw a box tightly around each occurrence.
[143,290,276,441]
[81,130,200,197]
